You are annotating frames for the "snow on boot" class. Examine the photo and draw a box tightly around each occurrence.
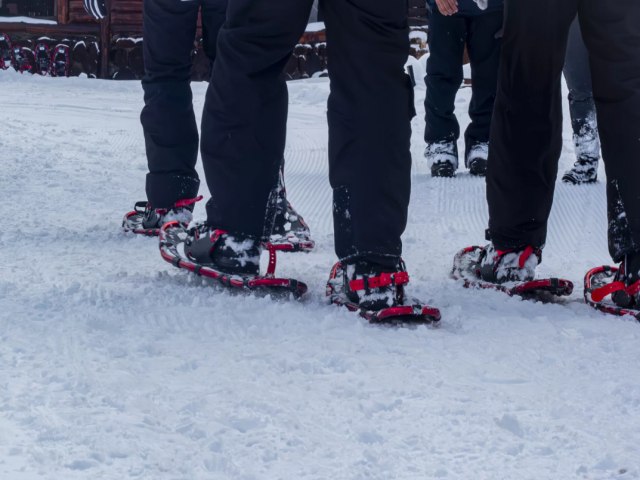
[452,244,573,298]
[184,225,261,276]
[465,142,488,177]
[269,199,315,252]
[562,131,600,184]
[479,244,540,284]
[266,164,315,252]
[562,158,598,184]
[159,222,307,298]
[122,196,202,236]
[425,141,458,177]
[585,252,640,320]
[327,260,440,324]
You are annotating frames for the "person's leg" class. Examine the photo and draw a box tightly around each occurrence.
[563,17,598,146]
[464,9,503,162]
[322,0,416,310]
[200,0,314,239]
[324,0,414,267]
[140,0,201,208]
[200,0,227,66]
[424,10,466,154]
[561,16,600,183]
[486,0,577,250]
[579,0,640,263]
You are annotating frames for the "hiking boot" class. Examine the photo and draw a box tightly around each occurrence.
[122,196,201,235]
[562,131,600,184]
[611,252,640,308]
[466,142,488,176]
[425,141,458,177]
[478,244,541,284]
[184,224,261,276]
[340,260,409,311]
[562,157,598,184]
[271,199,312,244]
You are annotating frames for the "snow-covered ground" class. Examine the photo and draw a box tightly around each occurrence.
[1,62,640,480]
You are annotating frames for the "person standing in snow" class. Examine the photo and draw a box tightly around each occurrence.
[423,0,503,177]
[457,0,640,306]
[561,18,601,185]
[118,0,312,248]
[180,0,419,311]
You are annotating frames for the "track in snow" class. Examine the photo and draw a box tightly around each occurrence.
[1,70,639,480]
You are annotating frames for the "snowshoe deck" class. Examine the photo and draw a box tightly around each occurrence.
[452,246,573,299]
[584,266,640,320]
[159,221,308,299]
[328,295,441,325]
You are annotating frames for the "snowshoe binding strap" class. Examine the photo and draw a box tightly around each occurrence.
[349,271,409,293]
[480,245,539,283]
[590,279,640,304]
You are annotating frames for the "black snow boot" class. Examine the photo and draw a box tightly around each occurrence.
[271,199,312,243]
[342,260,409,311]
[611,252,640,308]
[478,244,541,284]
[122,196,201,235]
[562,132,600,184]
[184,224,261,276]
[425,141,458,177]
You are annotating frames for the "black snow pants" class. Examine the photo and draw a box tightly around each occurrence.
[486,0,640,262]
[140,0,226,209]
[201,0,415,266]
[424,8,503,159]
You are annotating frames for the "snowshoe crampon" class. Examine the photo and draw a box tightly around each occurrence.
[159,221,308,299]
[326,262,441,325]
[452,246,573,299]
[584,266,640,320]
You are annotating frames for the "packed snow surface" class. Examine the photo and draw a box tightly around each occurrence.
[1,63,639,480]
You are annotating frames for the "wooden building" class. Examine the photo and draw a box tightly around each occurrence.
[0,0,428,80]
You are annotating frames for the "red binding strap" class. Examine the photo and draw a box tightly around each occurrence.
[591,281,626,303]
[175,195,203,208]
[349,271,409,292]
[495,246,536,269]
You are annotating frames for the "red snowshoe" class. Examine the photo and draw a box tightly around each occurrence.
[13,46,35,74]
[326,261,441,325]
[452,246,573,299]
[122,197,201,236]
[159,221,308,299]
[50,44,71,77]
[35,42,51,76]
[0,33,13,70]
[584,266,640,320]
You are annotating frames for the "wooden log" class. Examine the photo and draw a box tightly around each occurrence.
[57,0,69,24]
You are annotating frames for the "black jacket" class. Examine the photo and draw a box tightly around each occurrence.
[427,0,503,16]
